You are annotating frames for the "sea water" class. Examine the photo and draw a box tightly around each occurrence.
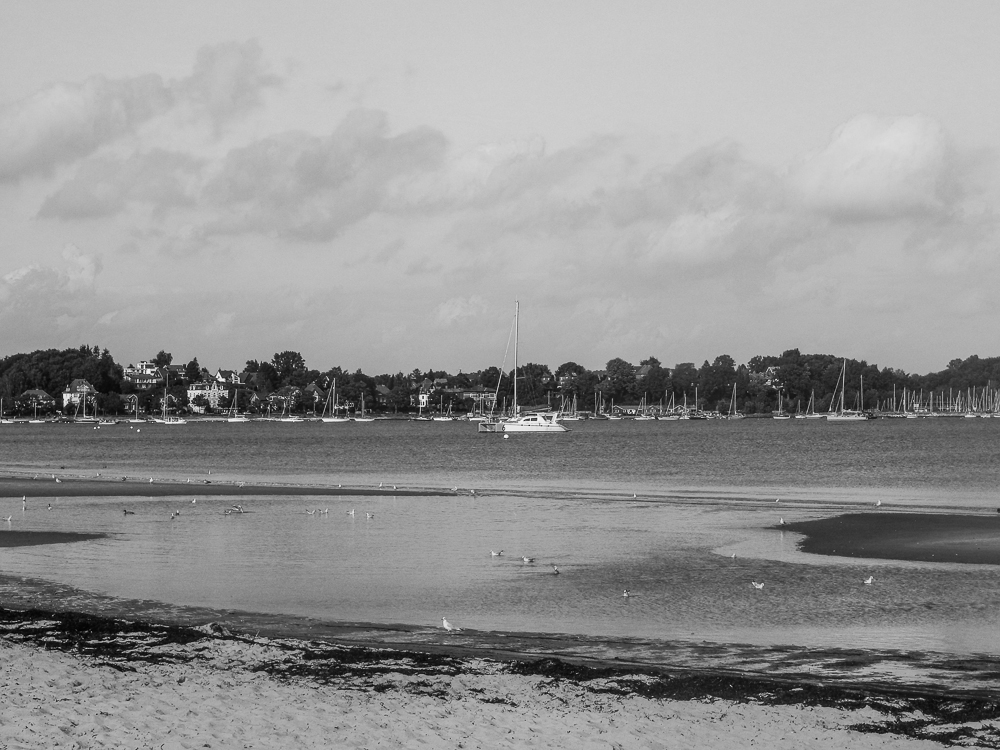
[1,418,1000,659]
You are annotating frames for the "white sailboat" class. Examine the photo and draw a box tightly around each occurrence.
[479,301,567,434]
[355,392,375,422]
[227,386,250,422]
[773,389,791,420]
[796,390,824,419]
[153,371,187,424]
[320,379,351,423]
[826,360,871,422]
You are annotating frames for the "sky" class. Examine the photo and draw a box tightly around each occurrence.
[1,1,999,376]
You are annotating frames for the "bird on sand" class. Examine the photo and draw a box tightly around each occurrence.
[552,565,560,575]
[149,477,154,483]
[875,499,882,507]
[441,617,462,632]
[54,478,61,484]
[864,576,875,585]
[123,509,134,515]
[731,553,737,559]
[3,516,11,523]
[346,509,355,516]
[306,509,316,515]
[490,550,503,557]
[522,556,535,563]
[191,499,197,504]
[751,581,764,590]
[779,517,786,525]
[366,512,375,520]
[47,503,52,511]
[622,589,631,598]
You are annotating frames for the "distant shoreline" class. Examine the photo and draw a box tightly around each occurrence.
[785,512,1000,565]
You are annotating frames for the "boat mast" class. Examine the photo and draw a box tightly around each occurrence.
[513,300,519,417]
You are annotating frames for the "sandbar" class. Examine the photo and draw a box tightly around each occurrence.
[0,530,105,548]
[0,475,447,499]
[785,512,1000,565]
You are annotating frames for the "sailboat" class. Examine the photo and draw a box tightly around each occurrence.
[723,382,743,419]
[826,360,872,422]
[479,301,567,433]
[227,386,250,422]
[795,390,824,419]
[773,389,791,420]
[320,379,351,423]
[154,371,187,424]
[355,392,375,422]
[433,394,455,421]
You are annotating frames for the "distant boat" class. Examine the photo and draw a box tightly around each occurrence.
[796,390,824,419]
[773,389,791,420]
[826,361,872,422]
[355,393,375,422]
[320,379,351,423]
[479,301,568,434]
[153,373,187,424]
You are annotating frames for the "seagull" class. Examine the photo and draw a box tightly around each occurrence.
[779,518,786,525]
[3,516,11,523]
[191,499,197,504]
[451,487,458,492]
[366,512,375,520]
[149,477,154,483]
[751,581,764,590]
[47,503,52,511]
[875,499,882,507]
[319,508,328,514]
[441,617,462,632]
[632,493,637,499]
[186,479,191,484]
[54,478,61,484]
[306,509,316,515]
[552,565,560,575]
[470,489,476,495]
[379,482,383,488]
[522,556,534,563]
[864,576,875,585]
[490,550,503,557]
[731,553,737,559]
[123,509,134,515]
[622,589,631,598]
[392,485,397,490]
[347,509,355,516]
[775,498,780,503]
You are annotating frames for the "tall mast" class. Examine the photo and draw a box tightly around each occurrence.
[513,300,519,416]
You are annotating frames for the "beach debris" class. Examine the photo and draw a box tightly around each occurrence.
[195,622,231,637]
[623,589,631,597]
[231,504,244,513]
[751,581,764,590]
[123,509,134,515]
[522,556,535,563]
[490,550,503,557]
[864,576,875,585]
[441,617,462,632]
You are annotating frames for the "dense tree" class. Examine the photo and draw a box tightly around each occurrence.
[153,350,172,367]
[604,358,637,403]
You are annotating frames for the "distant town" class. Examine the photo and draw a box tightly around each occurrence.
[2,345,1000,420]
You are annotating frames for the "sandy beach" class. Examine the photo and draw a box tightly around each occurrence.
[0,607,995,749]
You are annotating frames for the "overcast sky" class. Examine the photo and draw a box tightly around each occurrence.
[1,2,998,375]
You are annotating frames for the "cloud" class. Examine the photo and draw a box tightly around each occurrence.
[0,40,278,182]
[435,296,487,326]
[37,149,203,219]
[0,74,173,181]
[792,114,955,220]
[202,109,448,240]
[178,39,281,130]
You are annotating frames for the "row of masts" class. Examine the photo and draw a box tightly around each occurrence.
[879,384,1000,415]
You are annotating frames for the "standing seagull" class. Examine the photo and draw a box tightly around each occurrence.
[864,576,875,585]
[346,509,355,516]
[622,589,631,598]
[552,565,560,575]
[441,617,462,632]
[875,499,882,507]
[3,516,11,523]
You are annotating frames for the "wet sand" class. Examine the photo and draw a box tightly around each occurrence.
[0,475,449,499]
[785,512,1000,565]
[1,605,992,748]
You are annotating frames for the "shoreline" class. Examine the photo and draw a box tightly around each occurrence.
[2,604,997,748]
[0,474,453,499]
[785,512,1000,566]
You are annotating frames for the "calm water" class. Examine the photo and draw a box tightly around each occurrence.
[2,418,1000,658]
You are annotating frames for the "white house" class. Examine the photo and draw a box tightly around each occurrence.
[187,381,228,413]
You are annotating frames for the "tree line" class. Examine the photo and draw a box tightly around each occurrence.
[2,344,1000,416]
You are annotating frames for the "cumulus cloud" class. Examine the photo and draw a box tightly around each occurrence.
[792,114,955,220]
[0,40,278,182]
[0,74,173,181]
[435,295,487,326]
[178,39,281,130]
[37,149,203,219]
[202,109,448,240]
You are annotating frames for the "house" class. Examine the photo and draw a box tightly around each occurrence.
[62,379,97,410]
[215,369,242,385]
[375,384,393,406]
[186,381,228,413]
[19,389,55,406]
[123,361,164,386]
